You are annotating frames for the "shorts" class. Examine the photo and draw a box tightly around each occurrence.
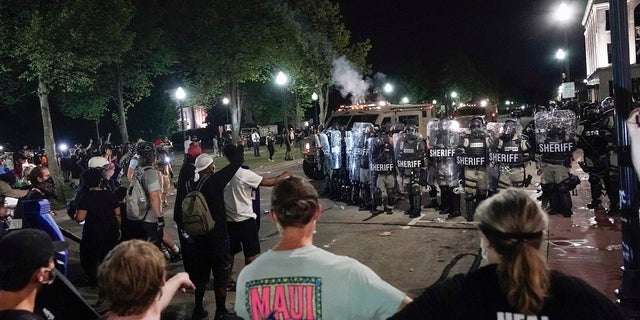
[227,218,261,257]
[190,237,230,288]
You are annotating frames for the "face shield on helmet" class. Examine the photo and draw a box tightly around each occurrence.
[583,104,600,121]
[502,120,517,139]
[600,97,615,110]
[469,117,484,134]
[404,124,417,135]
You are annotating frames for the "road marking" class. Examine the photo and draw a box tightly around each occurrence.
[402,214,425,229]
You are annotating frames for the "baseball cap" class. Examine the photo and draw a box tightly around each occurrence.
[88,156,110,169]
[194,154,214,173]
[187,144,203,159]
[0,229,68,290]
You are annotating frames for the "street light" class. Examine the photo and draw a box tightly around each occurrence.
[275,71,289,130]
[432,99,437,105]
[553,2,572,82]
[222,97,230,105]
[383,83,393,94]
[311,92,319,126]
[450,91,458,99]
[555,48,568,82]
[401,96,409,104]
[175,87,187,140]
[554,2,572,23]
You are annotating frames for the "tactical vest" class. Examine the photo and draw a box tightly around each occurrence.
[370,135,394,173]
[579,121,608,157]
[490,139,524,167]
[458,135,486,167]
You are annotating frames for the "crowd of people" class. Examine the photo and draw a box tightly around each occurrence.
[0,98,634,319]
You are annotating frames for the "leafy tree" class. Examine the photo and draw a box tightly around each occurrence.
[0,0,134,198]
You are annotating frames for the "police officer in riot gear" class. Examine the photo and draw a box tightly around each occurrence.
[395,123,426,218]
[327,125,343,200]
[316,125,332,196]
[600,97,620,214]
[576,103,610,209]
[427,119,462,219]
[535,109,577,217]
[458,117,489,221]
[358,125,375,211]
[491,119,532,190]
[370,122,396,215]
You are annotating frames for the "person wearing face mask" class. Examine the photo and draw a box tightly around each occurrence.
[0,229,68,320]
[74,168,121,286]
[234,176,412,320]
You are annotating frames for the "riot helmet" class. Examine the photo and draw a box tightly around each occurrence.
[600,97,615,110]
[546,119,563,140]
[469,117,484,133]
[136,141,156,158]
[501,120,518,140]
[404,123,417,135]
[381,122,392,134]
[582,103,600,121]
[392,122,405,133]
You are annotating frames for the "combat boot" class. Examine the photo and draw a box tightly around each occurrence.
[464,199,476,222]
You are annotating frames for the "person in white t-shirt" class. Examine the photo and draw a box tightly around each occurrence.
[234,176,411,320]
[250,129,261,157]
[183,136,191,155]
[223,145,290,291]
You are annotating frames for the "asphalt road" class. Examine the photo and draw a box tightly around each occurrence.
[40,142,630,319]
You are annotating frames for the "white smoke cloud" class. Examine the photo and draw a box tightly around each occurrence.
[331,56,369,104]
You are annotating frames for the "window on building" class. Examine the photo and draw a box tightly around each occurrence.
[607,43,612,64]
[606,9,610,31]
[632,78,640,102]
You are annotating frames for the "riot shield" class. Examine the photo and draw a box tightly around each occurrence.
[427,119,462,186]
[328,128,342,169]
[394,130,425,183]
[534,109,577,153]
[344,129,355,179]
[350,122,374,181]
[369,133,394,173]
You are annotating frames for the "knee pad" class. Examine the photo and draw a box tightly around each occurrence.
[410,183,421,196]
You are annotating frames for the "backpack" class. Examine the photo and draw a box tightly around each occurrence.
[125,166,153,221]
[181,175,215,236]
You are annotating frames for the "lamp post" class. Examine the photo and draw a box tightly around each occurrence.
[555,48,568,82]
[175,87,186,140]
[275,71,289,130]
[554,2,572,82]
[311,92,319,126]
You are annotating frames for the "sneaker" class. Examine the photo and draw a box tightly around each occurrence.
[227,279,237,292]
[192,306,209,320]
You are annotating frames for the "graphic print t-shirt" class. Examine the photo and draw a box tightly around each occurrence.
[234,245,405,320]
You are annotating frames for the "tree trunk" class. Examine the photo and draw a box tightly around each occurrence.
[230,81,242,142]
[38,77,65,201]
[319,85,328,126]
[116,65,130,143]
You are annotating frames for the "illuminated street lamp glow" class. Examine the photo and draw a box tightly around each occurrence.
[59,143,68,152]
[222,97,230,105]
[175,87,186,100]
[401,96,409,104]
[450,91,458,99]
[275,71,288,86]
[505,100,511,105]
[432,99,437,105]
[311,92,318,101]
[480,99,488,107]
[555,2,571,23]
[555,48,567,60]
[383,83,393,94]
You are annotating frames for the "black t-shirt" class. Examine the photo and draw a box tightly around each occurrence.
[77,189,119,243]
[389,264,624,320]
[0,310,44,320]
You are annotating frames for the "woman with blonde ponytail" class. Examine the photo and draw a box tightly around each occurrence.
[390,188,623,319]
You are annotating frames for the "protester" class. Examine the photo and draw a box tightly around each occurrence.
[266,131,275,162]
[234,176,411,320]
[97,240,195,320]
[184,136,192,154]
[74,168,121,286]
[0,229,68,319]
[250,129,260,157]
[389,188,624,319]
[223,145,290,291]
[183,147,244,320]
[284,127,294,161]
[120,142,164,247]
[0,196,9,233]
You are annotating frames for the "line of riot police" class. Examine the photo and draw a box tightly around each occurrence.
[314,99,617,221]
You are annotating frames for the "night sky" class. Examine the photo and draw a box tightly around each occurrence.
[338,0,587,104]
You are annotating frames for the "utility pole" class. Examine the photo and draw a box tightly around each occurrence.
[610,0,640,312]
